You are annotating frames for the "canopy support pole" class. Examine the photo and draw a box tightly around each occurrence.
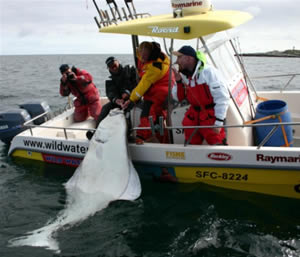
[229,39,257,118]
[131,35,139,67]
[167,38,174,143]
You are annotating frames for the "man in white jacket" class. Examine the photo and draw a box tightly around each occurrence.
[172,46,230,145]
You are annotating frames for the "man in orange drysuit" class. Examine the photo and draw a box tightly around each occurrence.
[59,64,102,122]
[172,46,230,145]
[122,41,175,143]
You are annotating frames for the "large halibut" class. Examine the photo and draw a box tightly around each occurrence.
[9,109,141,252]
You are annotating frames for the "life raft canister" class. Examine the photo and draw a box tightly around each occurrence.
[171,0,212,15]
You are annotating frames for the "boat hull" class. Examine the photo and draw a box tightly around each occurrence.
[7,91,300,199]
[11,146,300,200]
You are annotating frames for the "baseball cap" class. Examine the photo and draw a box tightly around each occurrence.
[173,46,197,59]
[59,64,70,74]
[105,56,117,67]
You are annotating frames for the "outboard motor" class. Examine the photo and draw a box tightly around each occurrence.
[0,109,31,144]
[20,100,52,125]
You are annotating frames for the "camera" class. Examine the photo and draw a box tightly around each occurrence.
[66,72,75,80]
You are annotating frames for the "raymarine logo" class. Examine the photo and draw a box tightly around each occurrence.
[208,153,232,161]
[257,154,300,164]
[149,26,179,34]
[172,1,203,9]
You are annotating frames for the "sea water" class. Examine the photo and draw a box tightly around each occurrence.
[0,55,300,257]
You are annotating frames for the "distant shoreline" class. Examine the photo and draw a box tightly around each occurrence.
[238,49,300,58]
[1,49,300,58]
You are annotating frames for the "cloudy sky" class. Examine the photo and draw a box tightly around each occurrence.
[0,0,299,55]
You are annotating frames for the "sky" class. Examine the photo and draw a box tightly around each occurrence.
[0,0,299,55]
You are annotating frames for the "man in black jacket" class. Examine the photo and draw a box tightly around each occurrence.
[96,56,137,126]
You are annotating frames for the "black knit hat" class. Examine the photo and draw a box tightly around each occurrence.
[59,64,70,74]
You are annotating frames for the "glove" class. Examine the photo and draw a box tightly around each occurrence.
[123,100,135,112]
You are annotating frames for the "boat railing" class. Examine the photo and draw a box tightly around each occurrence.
[23,123,95,140]
[131,120,300,149]
[23,107,95,140]
[23,111,51,126]
[251,73,300,92]
[22,96,74,127]
[21,116,300,147]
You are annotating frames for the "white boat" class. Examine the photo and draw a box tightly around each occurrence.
[6,0,300,199]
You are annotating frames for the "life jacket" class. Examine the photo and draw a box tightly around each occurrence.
[180,51,214,108]
[173,50,229,124]
[196,51,206,70]
[106,64,137,102]
[185,78,214,109]
[70,68,96,94]
[130,53,174,102]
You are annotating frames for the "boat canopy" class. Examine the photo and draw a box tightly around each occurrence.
[99,10,252,40]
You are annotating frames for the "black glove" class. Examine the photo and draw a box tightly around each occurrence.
[124,101,135,113]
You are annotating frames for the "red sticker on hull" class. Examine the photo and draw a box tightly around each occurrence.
[231,79,248,107]
[42,153,83,167]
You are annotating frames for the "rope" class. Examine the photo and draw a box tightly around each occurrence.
[244,114,277,125]
[256,96,269,102]
[244,111,292,147]
[278,115,291,147]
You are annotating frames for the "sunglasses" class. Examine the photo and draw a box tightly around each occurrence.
[108,62,118,70]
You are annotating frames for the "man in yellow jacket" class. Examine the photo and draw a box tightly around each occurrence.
[122,41,175,143]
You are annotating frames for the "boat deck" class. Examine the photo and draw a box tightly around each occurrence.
[21,108,96,141]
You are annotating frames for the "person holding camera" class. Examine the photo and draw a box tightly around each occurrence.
[59,64,102,122]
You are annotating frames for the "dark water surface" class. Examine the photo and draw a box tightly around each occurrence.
[0,55,300,257]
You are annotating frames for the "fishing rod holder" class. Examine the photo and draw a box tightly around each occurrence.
[148,116,165,136]
[93,0,151,28]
